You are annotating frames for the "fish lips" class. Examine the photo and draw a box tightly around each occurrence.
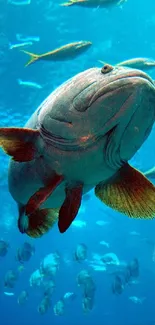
[89,69,154,106]
[39,115,73,143]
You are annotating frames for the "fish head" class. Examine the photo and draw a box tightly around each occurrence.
[74,40,92,52]
[38,65,155,167]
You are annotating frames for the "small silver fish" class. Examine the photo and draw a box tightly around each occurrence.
[4,291,14,296]
[17,79,43,89]
[16,34,40,43]
[99,240,109,248]
[99,58,155,72]
[9,42,32,50]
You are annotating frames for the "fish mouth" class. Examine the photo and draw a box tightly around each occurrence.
[109,70,154,86]
[38,69,154,150]
[90,70,154,105]
[76,41,92,49]
[39,124,97,151]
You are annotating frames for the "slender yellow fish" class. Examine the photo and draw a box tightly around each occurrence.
[21,41,92,67]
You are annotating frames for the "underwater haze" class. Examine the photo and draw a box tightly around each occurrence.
[0,0,155,324]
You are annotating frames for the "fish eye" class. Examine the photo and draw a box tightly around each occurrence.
[101,64,113,74]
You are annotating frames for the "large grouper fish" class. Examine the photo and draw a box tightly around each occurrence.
[0,63,155,238]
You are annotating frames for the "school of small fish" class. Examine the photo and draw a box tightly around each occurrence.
[0,235,149,315]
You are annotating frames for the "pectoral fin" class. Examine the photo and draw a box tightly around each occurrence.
[25,174,64,216]
[24,208,59,238]
[95,163,155,219]
[0,127,39,162]
[18,174,64,236]
[58,184,83,233]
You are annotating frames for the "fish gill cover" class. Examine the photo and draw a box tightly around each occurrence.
[0,0,155,325]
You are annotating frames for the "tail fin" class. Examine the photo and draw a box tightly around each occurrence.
[21,50,40,67]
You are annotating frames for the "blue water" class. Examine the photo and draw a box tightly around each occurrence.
[0,0,155,324]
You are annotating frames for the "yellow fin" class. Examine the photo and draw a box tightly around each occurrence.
[21,50,40,67]
[95,163,155,219]
[26,208,59,238]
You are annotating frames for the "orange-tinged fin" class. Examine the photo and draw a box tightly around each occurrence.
[58,184,83,233]
[26,208,59,238]
[144,167,155,180]
[95,163,155,219]
[0,127,39,162]
[25,174,64,216]
[21,50,40,67]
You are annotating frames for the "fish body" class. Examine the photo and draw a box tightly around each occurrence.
[16,241,35,262]
[112,275,124,295]
[117,57,155,71]
[72,220,87,228]
[17,290,28,304]
[22,41,92,67]
[9,42,33,50]
[16,34,40,42]
[63,292,76,300]
[4,291,14,296]
[0,65,155,237]
[99,240,109,247]
[53,299,65,316]
[0,240,9,256]
[129,296,145,304]
[17,79,42,89]
[61,0,125,8]
[74,243,87,261]
[38,296,51,315]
